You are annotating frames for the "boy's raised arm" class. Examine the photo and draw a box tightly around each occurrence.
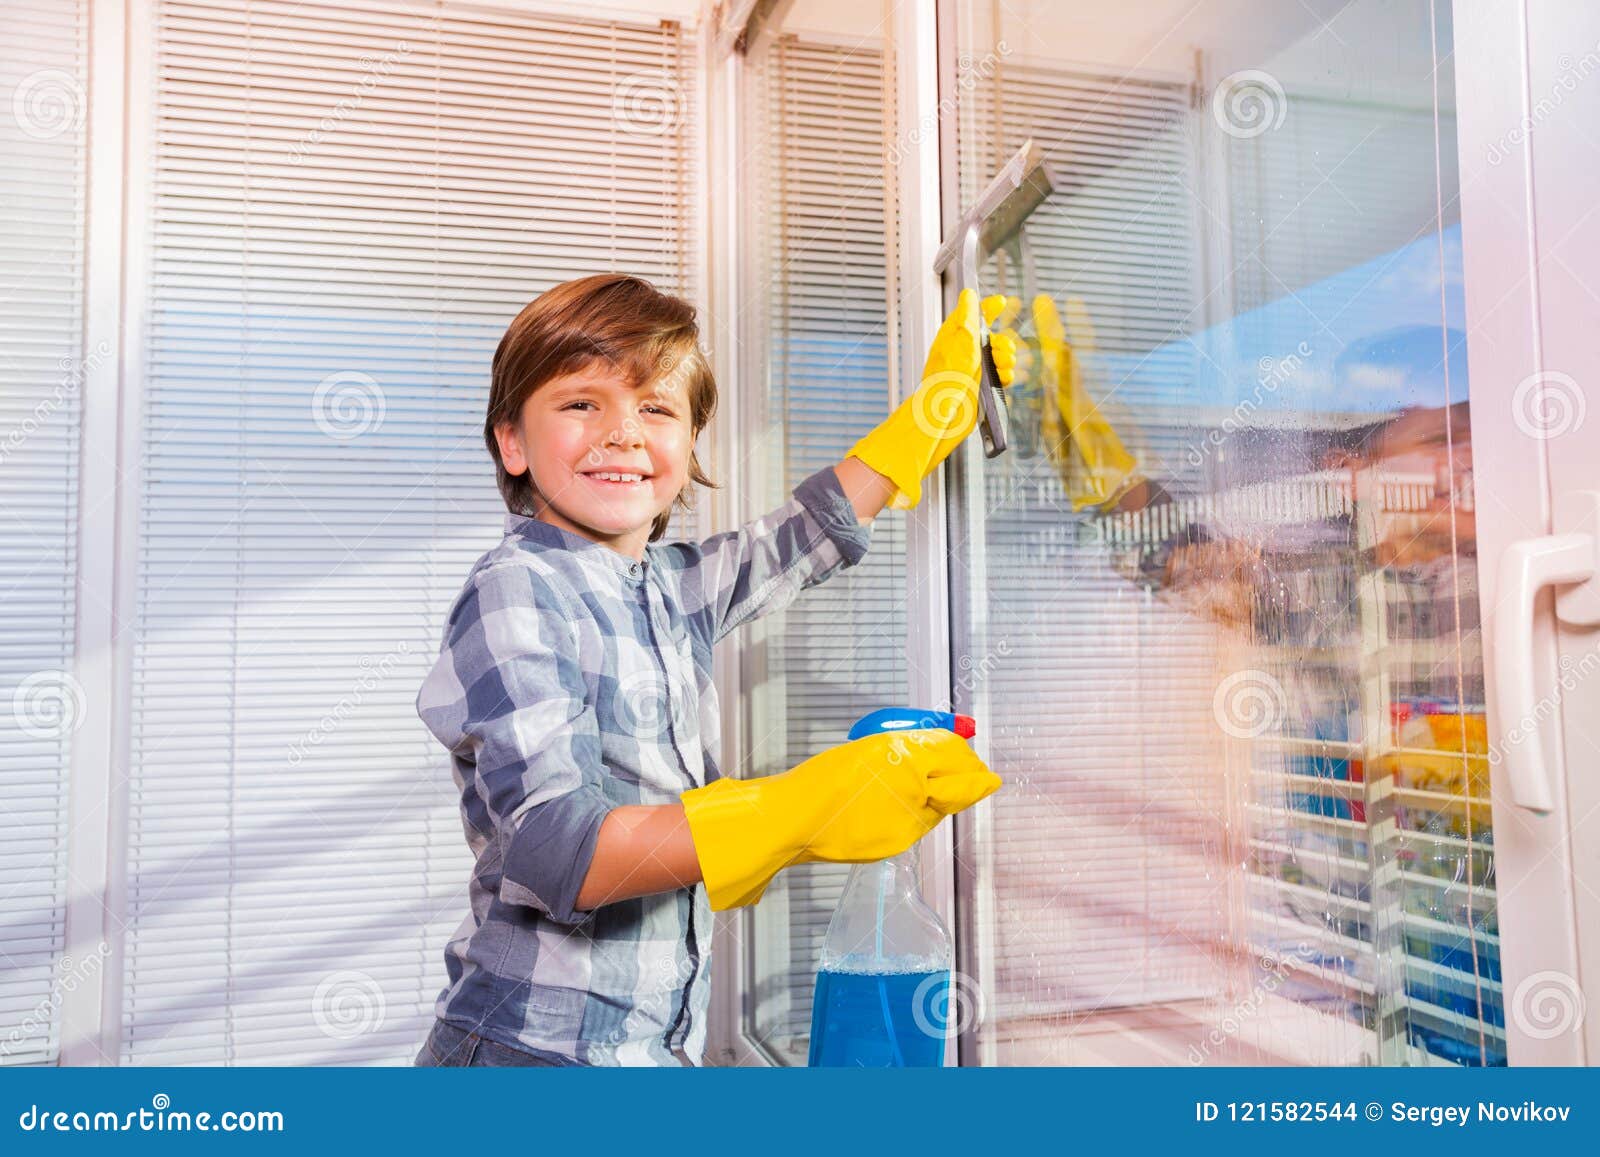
[839,290,1016,515]
[831,455,899,525]
[657,461,874,647]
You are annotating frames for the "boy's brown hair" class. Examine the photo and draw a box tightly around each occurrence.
[485,274,718,542]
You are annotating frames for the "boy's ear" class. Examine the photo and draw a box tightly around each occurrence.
[494,420,527,475]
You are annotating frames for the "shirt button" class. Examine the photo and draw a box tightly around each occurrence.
[629,563,640,576]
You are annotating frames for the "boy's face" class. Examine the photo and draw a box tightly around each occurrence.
[495,361,694,560]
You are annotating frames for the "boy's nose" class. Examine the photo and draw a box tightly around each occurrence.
[602,419,644,448]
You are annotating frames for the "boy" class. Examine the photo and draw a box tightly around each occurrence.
[414,273,1014,1066]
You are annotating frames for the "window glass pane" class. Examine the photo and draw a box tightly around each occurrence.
[736,0,904,1065]
[950,0,1494,1066]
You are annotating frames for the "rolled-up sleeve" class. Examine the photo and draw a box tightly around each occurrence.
[792,463,873,567]
[417,564,612,925]
[661,464,874,646]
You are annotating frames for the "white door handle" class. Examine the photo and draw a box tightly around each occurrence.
[1493,491,1600,812]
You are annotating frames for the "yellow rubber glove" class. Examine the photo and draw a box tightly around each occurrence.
[846,289,1019,510]
[680,729,1000,911]
[1034,293,1139,510]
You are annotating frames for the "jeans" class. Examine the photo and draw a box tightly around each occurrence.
[413,1018,562,1067]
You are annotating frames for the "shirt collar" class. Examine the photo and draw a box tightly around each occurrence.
[502,513,649,580]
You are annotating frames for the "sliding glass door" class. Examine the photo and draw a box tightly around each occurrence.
[944,0,1498,1066]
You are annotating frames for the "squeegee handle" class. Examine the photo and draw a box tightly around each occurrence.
[977,337,1009,458]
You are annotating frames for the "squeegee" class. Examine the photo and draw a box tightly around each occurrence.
[933,139,1059,457]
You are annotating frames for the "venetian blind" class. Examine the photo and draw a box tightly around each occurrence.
[124,0,697,1063]
[0,0,88,1069]
[745,32,905,1061]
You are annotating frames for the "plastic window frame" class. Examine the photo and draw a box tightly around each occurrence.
[701,0,957,1067]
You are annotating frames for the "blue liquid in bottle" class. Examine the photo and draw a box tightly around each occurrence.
[806,708,975,1068]
[808,967,950,1067]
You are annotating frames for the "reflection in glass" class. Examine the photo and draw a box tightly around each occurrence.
[951,0,1495,1065]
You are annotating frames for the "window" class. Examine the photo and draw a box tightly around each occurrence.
[0,0,89,1067]
[948,0,1494,1066]
[950,52,1220,1051]
[733,4,905,1064]
[22,0,699,1066]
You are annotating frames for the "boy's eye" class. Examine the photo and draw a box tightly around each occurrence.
[559,399,677,417]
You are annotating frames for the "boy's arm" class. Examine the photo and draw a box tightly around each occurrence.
[841,290,1017,511]
[574,804,700,910]
[421,563,987,917]
[832,456,900,525]
[654,296,1015,646]
[578,728,1004,913]
[657,461,875,647]
[417,565,614,925]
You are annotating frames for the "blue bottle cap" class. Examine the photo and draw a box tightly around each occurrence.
[847,707,976,741]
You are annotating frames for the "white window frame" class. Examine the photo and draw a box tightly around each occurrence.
[58,0,143,1067]
[700,0,955,1067]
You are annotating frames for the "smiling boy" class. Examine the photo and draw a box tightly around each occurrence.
[414,273,1011,1067]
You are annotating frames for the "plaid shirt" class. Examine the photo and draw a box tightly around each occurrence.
[416,465,872,1065]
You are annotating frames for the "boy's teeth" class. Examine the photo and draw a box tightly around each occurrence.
[591,471,643,482]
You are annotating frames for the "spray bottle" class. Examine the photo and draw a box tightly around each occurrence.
[806,707,976,1067]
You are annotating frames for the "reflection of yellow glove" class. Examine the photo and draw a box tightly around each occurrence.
[681,730,1000,911]
[1034,294,1139,510]
[846,289,1018,510]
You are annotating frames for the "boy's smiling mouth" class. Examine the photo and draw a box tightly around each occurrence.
[580,468,653,487]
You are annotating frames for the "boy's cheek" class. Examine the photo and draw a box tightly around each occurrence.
[529,420,589,466]
[656,424,695,474]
